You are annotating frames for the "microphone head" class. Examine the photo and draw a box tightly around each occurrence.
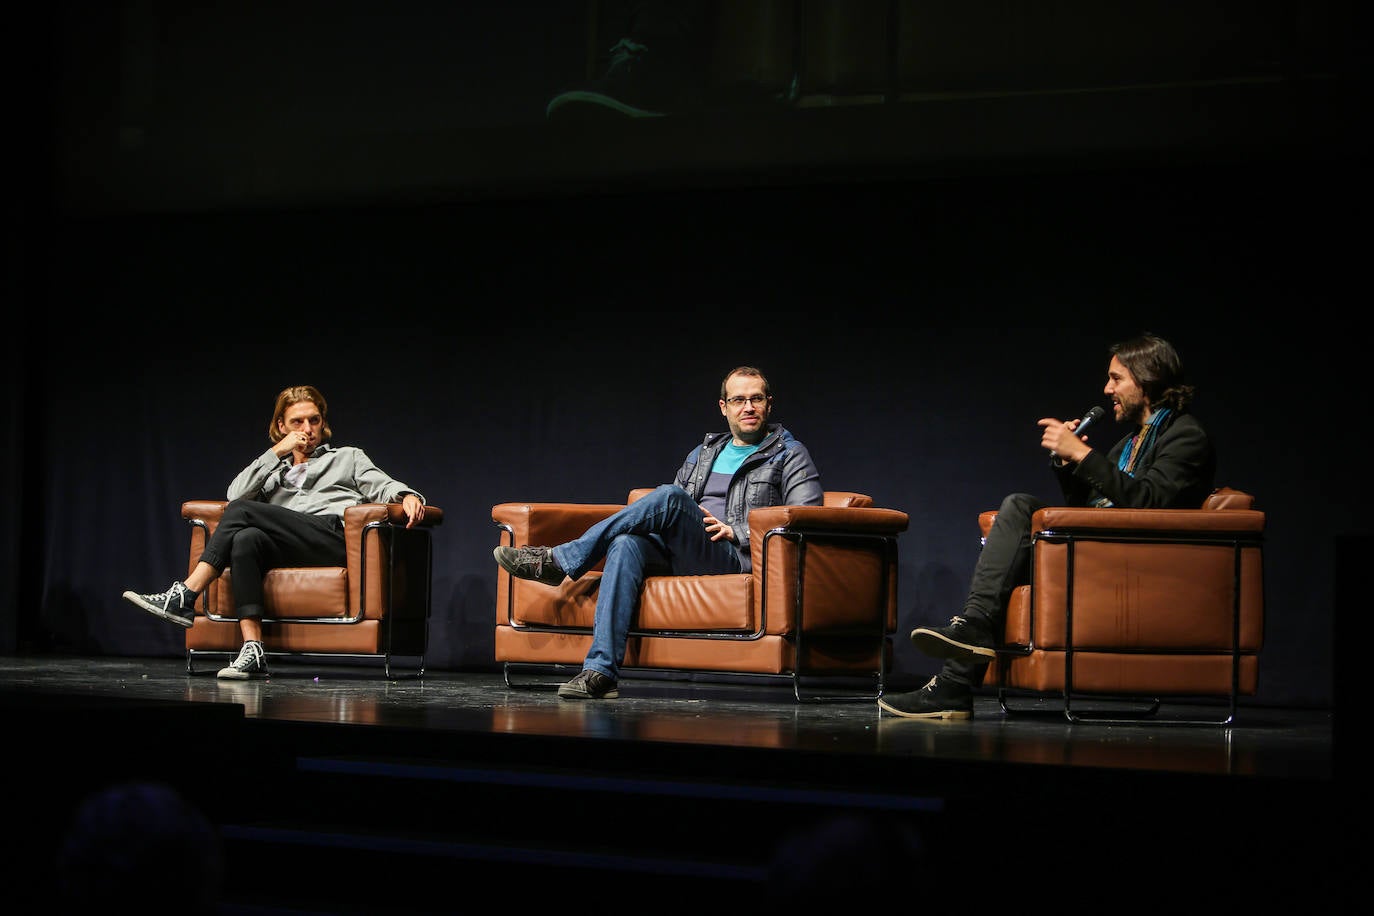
[1076,405,1106,435]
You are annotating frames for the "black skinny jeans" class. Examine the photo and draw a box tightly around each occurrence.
[942,491,1047,688]
[198,500,345,620]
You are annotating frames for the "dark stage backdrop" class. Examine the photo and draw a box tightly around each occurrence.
[8,0,1364,709]
[15,163,1352,710]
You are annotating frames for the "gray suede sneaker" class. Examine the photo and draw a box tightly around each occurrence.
[493,545,566,587]
[557,669,619,700]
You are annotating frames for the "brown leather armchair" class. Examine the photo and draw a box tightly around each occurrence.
[180,500,444,677]
[980,487,1264,724]
[492,490,909,701]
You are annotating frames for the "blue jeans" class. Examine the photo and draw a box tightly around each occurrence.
[550,484,743,680]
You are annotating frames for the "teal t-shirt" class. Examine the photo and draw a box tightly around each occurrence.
[699,441,760,521]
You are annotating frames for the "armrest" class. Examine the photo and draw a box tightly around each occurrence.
[339,503,440,617]
[750,505,910,587]
[492,502,626,548]
[183,500,228,532]
[181,501,229,608]
[342,502,444,541]
[748,505,909,636]
[1031,506,1265,537]
[980,504,1265,541]
[343,503,444,595]
[748,505,910,538]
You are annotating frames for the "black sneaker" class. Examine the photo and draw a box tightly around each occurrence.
[217,640,268,680]
[909,615,997,661]
[877,676,973,720]
[493,545,566,587]
[546,37,704,120]
[557,669,619,700]
[122,581,197,628]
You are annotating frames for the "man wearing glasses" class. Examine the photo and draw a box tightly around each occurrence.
[493,365,824,699]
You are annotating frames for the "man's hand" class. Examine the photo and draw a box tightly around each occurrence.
[273,430,311,460]
[401,493,426,528]
[700,505,735,544]
[1038,416,1093,464]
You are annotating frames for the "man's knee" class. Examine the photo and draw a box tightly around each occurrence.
[645,484,694,512]
[999,492,1039,512]
[228,527,270,563]
[604,534,657,576]
[998,492,1043,517]
[220,499,251,525]
[989,493,1044,534]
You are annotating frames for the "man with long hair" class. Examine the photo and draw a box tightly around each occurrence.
[881,333,1216,719]
[122,385,427,679]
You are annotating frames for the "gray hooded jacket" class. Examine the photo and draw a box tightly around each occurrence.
[671,423,823,571]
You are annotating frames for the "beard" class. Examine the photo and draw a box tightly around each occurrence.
[1118,398,1147,427]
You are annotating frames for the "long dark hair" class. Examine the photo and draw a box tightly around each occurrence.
[1110,333,1195,412]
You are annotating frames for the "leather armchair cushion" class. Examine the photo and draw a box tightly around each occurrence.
[510,572,755,632]
[219,567,351,620]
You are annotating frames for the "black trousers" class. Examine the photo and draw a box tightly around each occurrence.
[197,500,345,620]
[942,492,1047,687]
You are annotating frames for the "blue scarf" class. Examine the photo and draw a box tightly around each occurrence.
[1090,408,1172,507]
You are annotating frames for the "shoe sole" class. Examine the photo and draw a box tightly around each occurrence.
[216,669,268,680]
[909,627,997,661]
[876,696,972,720]
[557,687,619,700]
[122,591,194,628]
[492,547,566,587]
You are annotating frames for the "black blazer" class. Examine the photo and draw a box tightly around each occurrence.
[1055,411,1216,510]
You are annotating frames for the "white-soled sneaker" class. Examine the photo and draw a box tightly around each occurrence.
[122,581,197,628]
[217,640,268,680]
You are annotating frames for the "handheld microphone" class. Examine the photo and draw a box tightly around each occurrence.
[1073,405,1106,438]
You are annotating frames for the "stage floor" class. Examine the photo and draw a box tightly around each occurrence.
[3,653,1338,914]
[2,653,1333,780]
